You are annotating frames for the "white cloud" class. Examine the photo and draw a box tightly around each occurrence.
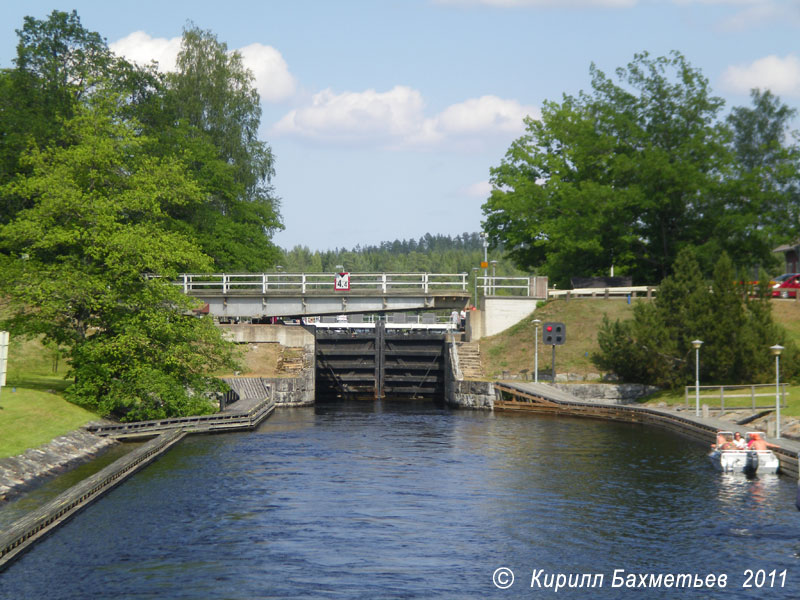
[671,0,796,30]
[425,95,540,139]
[238,43,297,102]
[274,86,427,143]
[274,87,537,149]
[672,0,764,4]
[436,0,637,6]
[109,31,181,72]
[109,32,296,102]
[721,54,800,96]
[463,181,493,198]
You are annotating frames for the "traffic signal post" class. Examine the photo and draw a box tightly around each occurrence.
[542,322,566,382]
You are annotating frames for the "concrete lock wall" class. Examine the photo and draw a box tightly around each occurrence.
[218,324,315,406]
[478,297,540,339]
[444,342,494,409]
[218,324,315,347]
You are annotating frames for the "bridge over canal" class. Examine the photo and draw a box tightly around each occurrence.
[175,272,473,320]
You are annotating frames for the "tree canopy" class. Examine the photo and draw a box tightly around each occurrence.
[593,248,797,388]
[0,96,240,419]
[483,52,800,286]
[0,11,293,420]
[1,12,282,270]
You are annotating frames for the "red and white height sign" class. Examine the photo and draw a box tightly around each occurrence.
[334,272,351,291]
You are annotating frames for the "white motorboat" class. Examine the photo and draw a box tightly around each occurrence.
[708,431,780,475]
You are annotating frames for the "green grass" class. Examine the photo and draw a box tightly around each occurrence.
[640,385,800,417]
[0,333,99,458]
[480,298,636,379]
[478,296,800,417]
[0,386,98,458]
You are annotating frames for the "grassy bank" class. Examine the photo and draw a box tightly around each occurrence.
[0,387,97,457]
[0,335,98,459]
[479,297,800,417]
[480,298,635,379]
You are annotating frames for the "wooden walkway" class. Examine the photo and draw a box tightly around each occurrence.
[1,392,275,571]
[494,381,800,479]
[84,396,274,440]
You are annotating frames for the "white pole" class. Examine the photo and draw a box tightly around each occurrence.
[776,353,781,439]
[695,346,700,417]
[771,345,784,439]
[0,331,9,405]
[692,340,703,418]
[533,319,541,384]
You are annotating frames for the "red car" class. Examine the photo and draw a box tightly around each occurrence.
[772,273,800,298]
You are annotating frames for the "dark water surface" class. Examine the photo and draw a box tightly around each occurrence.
[1,401,799,599]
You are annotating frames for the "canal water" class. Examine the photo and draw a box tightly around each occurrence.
[1,401,799,599]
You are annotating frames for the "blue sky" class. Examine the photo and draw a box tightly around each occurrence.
[3,1,800,251]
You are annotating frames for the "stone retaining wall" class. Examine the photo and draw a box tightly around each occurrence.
[446,379,495,409]
[551,383,659,403]
[444,342,494,409]
[0,430,117,501]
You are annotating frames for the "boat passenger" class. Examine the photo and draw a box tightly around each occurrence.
[747,433,769,451]
[712,432,733,450]
[733,432,746,450]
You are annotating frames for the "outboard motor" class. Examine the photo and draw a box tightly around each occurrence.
[744,450,759,475]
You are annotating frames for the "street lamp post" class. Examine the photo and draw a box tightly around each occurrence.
[532,319,541,383]
[771,344,784,438]
[692,340,703,417]
[480,232,489,297]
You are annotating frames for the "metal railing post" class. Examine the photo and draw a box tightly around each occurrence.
[382,273,387,294]
[302,273,307,294]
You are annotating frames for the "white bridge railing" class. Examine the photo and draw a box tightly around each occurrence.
[176,272,470,294]
[174,272,646,299]
[176,273,544,297]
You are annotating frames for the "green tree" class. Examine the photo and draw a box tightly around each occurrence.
[0,95,240,421]
[1,10,160,225]
[719,89,800,275]
[147,25,283,271]
[594,248,797,388]
[483,52,783,286]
